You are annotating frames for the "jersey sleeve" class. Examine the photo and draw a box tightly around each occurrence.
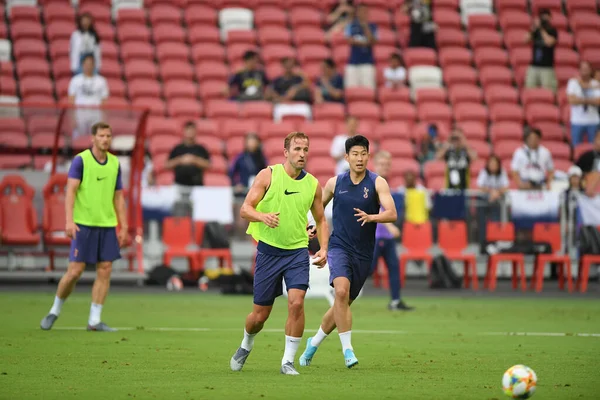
[115,164,123,191]
[67,156,84,180]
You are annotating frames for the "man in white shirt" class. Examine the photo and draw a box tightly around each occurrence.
[510,129,554,190]
[566,60,600,146]
[68,55,109,139]
[330,116,359,175]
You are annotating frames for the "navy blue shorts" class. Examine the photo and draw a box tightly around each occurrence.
[69,224,121,264]
[253,247,310,306]
[328,246,372,300]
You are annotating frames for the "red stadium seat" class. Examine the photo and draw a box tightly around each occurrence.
[525,104,560,125]
[254,7,287,27]
[153,24,186,45]
[378,87,411,104]
[555,48,579,68]
[565,0,598,14]
[490,103,525,125]
[469,29,503,49]
[258,26,292,46]
[399,222,433,287]
[376,27,398,46]
[448,84,483,105]
[289,7,322,28]
[418,102,452,126]
[240,101,273,121]
[117,23,151,43]
[521,88,555,107]
[480,66,513,88]
[403,48,437,68]
[454,103,489,125]
[485,85,519,106]
[79,3,111,23]
[380,138,414,158]
[120,41,154,61]
[433,9,461,29]
[469,140,491,159]
[156,43,189,63]
[195,62,229,83]
[125,60,158,81]
[160,61,194,82]
[224,119,259,139]
[13,39,46,59]
[204,102,240,125]
[297,45,330,64]
[499,11,531,31]
[116,8,146,24]
[467,14,497,31]
[383,102,417,123]
[531,223,573,292]
[493,140,522,159]
[188,25,220,45]
[415,88,447,105]
[423,160,446,180]
[133,97,167,116]
[94,21,116,42]
[44,3,75,24]
[262,44,296,64]
[458,121,487,141]
[167,99,203,119]
[226,29,257,46]
[147,118,180,138]
[0,175,40,246]
[444,66,478,86]
[9,6,40,23]
[11,21,44,41]
[293,27,326,46]
[503,29,529,51]
[347,102,381,123]
[312,103,345,121]
[490,122,524,142]
[438,47,472,68]
[19,77,53,98]
[345,87,376,103]
[17,58,50,79]
[474,48,508,68]
[438,220,478,289]
[435,28,467,48]
[162,217,200,272]
[484,222,526,291]
[531,0,562,14]
[544,141,571,161]
[149,4,181,25]
[42,174,71,269]
[185,4,217,26]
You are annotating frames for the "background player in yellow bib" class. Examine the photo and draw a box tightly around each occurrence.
[230,132,329,375]
[40,122,128,332]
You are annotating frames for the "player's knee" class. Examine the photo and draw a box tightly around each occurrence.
[287,297,304,316]
[334,286,350,301]
[251,306,272,324]
[66,264,85,281]
[96,263,112,279]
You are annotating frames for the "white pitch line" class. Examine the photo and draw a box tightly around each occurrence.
[52,327,600,337]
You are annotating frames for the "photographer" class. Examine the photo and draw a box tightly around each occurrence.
[404,0,436,49]
[566,60,600,146]
[435,128,477,190]
[525,9,558,92]
[510,129,554,191]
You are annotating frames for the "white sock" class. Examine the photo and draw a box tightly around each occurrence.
[390,299,400,306]
[88,303,102,326]
[49,296,64,316]
[241,329,256,351]
[311,326,328,347]
[339,331,353,352]
[282,335,301,365]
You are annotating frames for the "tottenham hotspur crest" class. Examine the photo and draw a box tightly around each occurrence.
[363,187,369,199]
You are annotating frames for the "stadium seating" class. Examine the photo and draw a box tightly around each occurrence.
[530,223,573,293]
[399,222,433,287]
[484,222,526,292]
[438,220,478,289]
[0,175,40,246]
[42,173,70,270]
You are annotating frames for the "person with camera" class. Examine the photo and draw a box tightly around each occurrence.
[435,128,477,190]
[525,9,558,92]
[567,60,600,146]
[510,129,554,191]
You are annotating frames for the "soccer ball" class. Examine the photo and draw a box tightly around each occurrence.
[502,365,537,399]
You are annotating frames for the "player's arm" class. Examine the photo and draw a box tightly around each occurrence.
[113,165,128,231]
[311,183,329,252]
[371,177,397,223]
[65,156,83,238]
[322,177,336,208]
[65,178,79,226]
[240,167,276,225]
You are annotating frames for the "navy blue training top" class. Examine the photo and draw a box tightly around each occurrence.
[329,170,380,260]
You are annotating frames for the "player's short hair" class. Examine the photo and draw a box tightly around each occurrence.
[345,135,370,154]
[183,120,196,130]
[81,54,95,64]
[323,58,335,69]
[243,50,258,61]
[374,150,391,161]
[91,122,111,135]
[284,131,309,150]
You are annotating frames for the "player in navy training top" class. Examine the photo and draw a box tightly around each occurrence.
[299,135,398,369]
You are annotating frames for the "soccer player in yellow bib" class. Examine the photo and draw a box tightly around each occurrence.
[40,122,128,332]
[230,131,330,375]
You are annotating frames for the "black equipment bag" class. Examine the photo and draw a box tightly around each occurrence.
[204,222,231,249]
[218,270,254,295]
[147,264,179,286]
[579,226,600,255]
[429,255,462,289]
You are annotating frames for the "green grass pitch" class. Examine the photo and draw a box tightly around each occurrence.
[1,292,599,399]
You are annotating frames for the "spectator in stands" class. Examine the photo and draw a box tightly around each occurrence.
[400,169,431,224]
[345,4,378,89]
[70,13,101,75]
[416,123,439,164]
[404,0,436,49]
[525,9,558,92]
[436,128,476,190]
[314,58,344,104]
[165,121,211,187]
[567,61,600,146]
[383,53,407,88]
[330,116,359,174]
[575,131,600,196]
[68,55,109,138]
[326,0,354,39]
[510,128,554,190]
[225,50,269,102]
[229,132,267,197]
[476,155,509,245]
[269,57,312,121]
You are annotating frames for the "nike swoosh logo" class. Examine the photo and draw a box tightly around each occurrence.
[97,177,106,181]
[339,190,348,194]
[284,190,299,195]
